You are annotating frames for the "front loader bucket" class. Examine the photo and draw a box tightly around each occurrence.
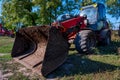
[11,26,69,76]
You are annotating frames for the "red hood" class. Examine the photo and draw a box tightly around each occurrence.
[60,16,84,29]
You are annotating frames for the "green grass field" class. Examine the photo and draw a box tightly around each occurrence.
[0,31,120,80]
[0,37,14,53]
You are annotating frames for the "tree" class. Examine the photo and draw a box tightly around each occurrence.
[32,0,62,25]
[2,0,119,30]
[80,0,93,6]
[106,0,120,19]
[56,0,84,16]
[2,0,37,30]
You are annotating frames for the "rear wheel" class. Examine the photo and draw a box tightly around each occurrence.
[74,30,96,54]
[118,27,120,36]
[101,32,111,46]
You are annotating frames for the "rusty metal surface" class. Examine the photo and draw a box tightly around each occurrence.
[11,26,68,76]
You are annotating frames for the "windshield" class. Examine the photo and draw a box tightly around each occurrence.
[80,7,97,24]
[56,14,74,22]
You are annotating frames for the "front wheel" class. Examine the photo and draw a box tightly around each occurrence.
[118,27,120,36]
[74,30,96,54]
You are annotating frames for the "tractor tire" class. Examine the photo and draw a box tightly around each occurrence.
[74,30,96,54]
[118,27,120,36]
[101,32,111,46]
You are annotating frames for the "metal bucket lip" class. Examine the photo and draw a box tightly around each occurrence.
[11,26,69,77]
[41,27,69,76]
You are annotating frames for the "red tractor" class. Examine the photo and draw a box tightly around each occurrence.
[11,3,111,76]
[52,3,111,54]
[0,24,15,38]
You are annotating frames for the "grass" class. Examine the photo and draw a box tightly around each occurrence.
[0,54,12,61]
[0,31,120,80]
[47,54,120,80]
[0,36,14,53]
[46,31,120,80]
[0,43,14,53]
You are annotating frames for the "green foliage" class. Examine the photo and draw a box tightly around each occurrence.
[1,0,120,30]
[106,0,120,18]
[80,0,93,6]
[2,0,37,30]
[33,0,62,25]
[61,0,79,14]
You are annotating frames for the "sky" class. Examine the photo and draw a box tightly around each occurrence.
[0,1,119,29]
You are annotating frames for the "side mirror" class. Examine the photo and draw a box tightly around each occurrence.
[83,14,87,19]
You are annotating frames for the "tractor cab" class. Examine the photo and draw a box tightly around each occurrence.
[56,14,74,22]
[80,3,107,31]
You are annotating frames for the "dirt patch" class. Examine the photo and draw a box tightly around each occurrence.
[0,70,3,80]
[0,53,7,56]
[0,54,5,56]
[0,59,41,79]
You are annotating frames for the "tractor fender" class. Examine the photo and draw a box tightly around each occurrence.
[97,21,104,30]
[100,29,111,39]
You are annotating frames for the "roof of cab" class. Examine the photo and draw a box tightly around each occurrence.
[81,3,105,10]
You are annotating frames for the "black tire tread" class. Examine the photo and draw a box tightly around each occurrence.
[74,30,96,54]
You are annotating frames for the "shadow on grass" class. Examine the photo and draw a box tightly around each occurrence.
[68,40,120,55]
[46,54,120,78]
[46,35,120,78]
[68,39,120,55]
[97,40,120,55]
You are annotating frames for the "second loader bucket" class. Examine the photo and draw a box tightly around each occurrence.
[11,26,69,76]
